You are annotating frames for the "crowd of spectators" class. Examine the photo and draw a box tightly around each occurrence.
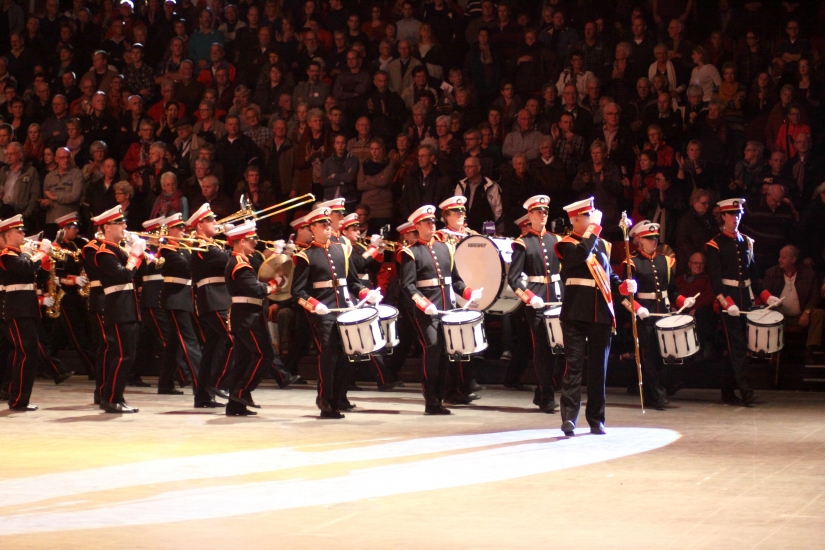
[0,0,823,354]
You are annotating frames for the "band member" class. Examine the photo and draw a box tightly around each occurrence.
[291,206,382,418]
[93,206,146,413]
[223,220,282,416]
[621,221,696,410]
[82,221,108,402]
[188,204,232,407]
[508,195,564,413]
[386,221,419,382]
[556,198,626,435]
[157,213,202,396]
[317,198,348,246]
[282,214,314,379]
[399,205,482,415]
[48,212,95,376]
[0,216,54,411]
[705,198,780,406]
[434,196,473,244]
[131,217,167,388]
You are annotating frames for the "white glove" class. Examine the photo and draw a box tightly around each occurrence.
[727,304,740,317]
[75,275,88,287]
[529,295,545,308]
[126,231,140,246]
[682,296,696,309]
[469,287,483,303]
[129,238,147,256]
[21,243,34,256]
[589,208,603,227]
[284,243,296,256]
[42,296,55,308]
[623,279,638,294]
[38,238,52,254]
[636,306,650,319]
[314,303,330,315]
[271,239,285,254]
[369,234,382,248]
[366,288,383,304]
[767,295,782,307]
[424,303,438,316]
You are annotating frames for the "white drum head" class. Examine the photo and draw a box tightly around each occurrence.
[377,304,398,319]
[655,314,694,329]
[747,310,784,325]
[543,306,562,319]
[453,235,505,312]
[442,310,484,324]
[338,307,377,324]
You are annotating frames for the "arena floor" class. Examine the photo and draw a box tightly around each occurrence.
[1,378,823,550]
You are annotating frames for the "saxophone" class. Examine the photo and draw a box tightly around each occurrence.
[45,255,65,319]
[78,267,91,297]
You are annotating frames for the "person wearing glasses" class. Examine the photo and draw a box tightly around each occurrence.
[673,251,716,362]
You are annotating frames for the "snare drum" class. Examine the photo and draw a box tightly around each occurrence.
[655,314,700,363]
[746,309,784,355]
[453,235,520,314]
[337,307,386,359]
[377,304,400,350]
[543,307,564,354]
[441,310,487,360]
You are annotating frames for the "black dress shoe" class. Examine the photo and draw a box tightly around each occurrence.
[207,387,230,400]
[542,401,559,414]
[293,378,309,385]
[466,392,481,401]
[158,388,184,395]
[665,382,684,397]
[469,379,483,392]
[337,400,356,411]
[226,408,257,416]
[741,391,756,407]
[54,371,74,385]
[320,410,345,419]
[394,381,405,388]
[195,398,225,408]
[648,398,671,411]
[443,394,472,405]
[0,390,9,401]
[93,393,101,405]
[9,403,38,411]
[590,422,606,435]
[561,420,576,436]
[102,402,139,414]
[128,378,151,388]
[424,405,452,415]
[277,374,301,389]
[229,394,260,409]
[721,390,742,406]
[347,383,364,391]
[504,382,530,391]
[316,395,334,413]
[377,381,399,391]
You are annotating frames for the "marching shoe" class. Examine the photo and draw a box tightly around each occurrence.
[207,387,230,400]
[229,394,260,409]
[590,422,606,435]
[54,371,74,385]
[158,388,184,395]
[0,390,9,401]
[721,390,742,406]
[195,398,225,408]
[102,402,139,414]
[9,403,38,412]
[741,391,756,407]
[316,395,334,413]
[277,374,301,389]
[377,381,399,391]
[320,410,345,419]
[128,377,151,387]
[469,379,483,392]
[505,382,530,391]
[649,398,671,411]
[561,420,576,436]
[542,401,559,414]
[443,394,472,405]
[347,383,364,391]
[424,405,452,415]
[226,407,257,416]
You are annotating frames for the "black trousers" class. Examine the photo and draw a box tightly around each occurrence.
[503,309,532,384]
[410,310,450,405]
[36,318,69,378]
[638,319,667,403]
[225,323,275,412]
[102,321,140,404]
[93,313,107,398]
[283,305,311,375]
[7,318,41,408]
[720,313,753,395]
[0,321,13,393]
[47,293,95,375]
[196,309,233,401]
[159,309,202,392]
[387,305,417,377]
[308,312,353,409]
[524,306,559,405]
[560,320,612,429]
[133,306,168,378]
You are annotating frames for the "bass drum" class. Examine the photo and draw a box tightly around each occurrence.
[453,235,520,314]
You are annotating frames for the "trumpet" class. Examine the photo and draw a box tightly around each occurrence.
[359,237,404,251]
[217,193,316,224]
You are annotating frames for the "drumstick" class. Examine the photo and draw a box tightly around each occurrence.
[462,287,484,311]
[329,296,371,313]
[757,296,784,320]
[674,293,701,315]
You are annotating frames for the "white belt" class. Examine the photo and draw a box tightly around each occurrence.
[232,296,263,306]
[104,283,134,295]
[358,274,370,280]
[637,292,665,300]
[143,274,163,281]
[416,276,452,288]
[527,274,561,284]
[313,278,347,289]
[196,276,225,287]
[566,278,595,287]
[722,278,751,288]
[90,280,101,287]
[164,277,192,285]
[5,284,35,292]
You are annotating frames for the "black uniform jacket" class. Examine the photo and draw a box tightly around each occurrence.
[137,244,163,309]
[225,251,270,331]
[191,237,232,313]
[159,245,195,312]
[399,238,470,312]
[705,230,769,310]
[621,250,680,315]
[83,238,105,315]
[0,246,45,320]
[509,228,564,304]
[291,240,367,312]
[95,239,141,326]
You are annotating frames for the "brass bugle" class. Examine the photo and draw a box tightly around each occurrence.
[216,193,315,224]
[359,237,403,251]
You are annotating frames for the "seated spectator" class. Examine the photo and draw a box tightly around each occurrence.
[731,141,766,199]
[455,155,503,234]
[502,109,541,161]
[638,167,686,245]
[627,150,658,221]
[41,146,82,236]
[775,104,811,158]
[762,245,824,364]
[741,184,798,275]
[642,124,674,167]
[23,123,44,163]
[674,188,718,275]
[0,142,40,223]
[151,171,188,219]
[356,137,394,232]
[85,157,119,218]
[114,180,144,231]
[551,112,587,179]
[672,251,716,358]
[529,135,568,219]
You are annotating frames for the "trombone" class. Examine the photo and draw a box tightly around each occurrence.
[123,230,209,252]
[217,193,316,225]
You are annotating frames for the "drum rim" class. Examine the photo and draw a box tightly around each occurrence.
[377,304,399,319]
[654,314,696,328]
[746,319,784,329]
[337,307,379,325]
[453,234,506,313]
[442,310,484,324]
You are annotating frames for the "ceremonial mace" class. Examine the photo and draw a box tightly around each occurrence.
[619,211,645,413]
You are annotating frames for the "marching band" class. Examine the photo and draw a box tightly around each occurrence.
[0,191,789,433]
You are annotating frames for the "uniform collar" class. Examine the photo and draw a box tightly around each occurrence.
[417,238,436,246]
[529,228,546,237]
[4,245,20,253]
[295,240,311,248]
[570,231,583,240]
[100,239,121,247]
[232,251,248,259]
[311,240,332,249]
[638,249,656,260]
[722,229,740,239]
